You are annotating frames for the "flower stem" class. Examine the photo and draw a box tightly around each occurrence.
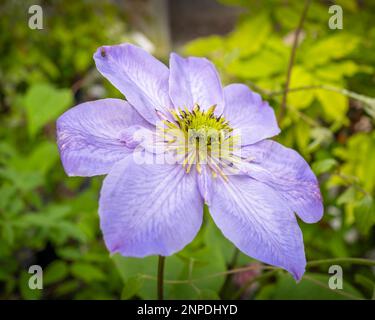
[157,255,165,300]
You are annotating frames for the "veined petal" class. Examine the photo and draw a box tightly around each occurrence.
[196,165,213,205]
[56,98,150,177]
[241,140,323,223]
[209,175,306,280]
[94,44,172,124]
[169,53,224,114]
[99,157,204,257]
[223,84,280,145]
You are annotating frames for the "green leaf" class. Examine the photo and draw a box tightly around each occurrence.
[288,66,315,109]
[335,133,375,193]
[316,89,348,122]
[121,275,144,300]
[173,245,227,299]
[312,158,338,175]
[227,49,286,80]
[70,262,106,283]
[308,127,333,152]
[10,141,58,175]
[354,195,375,235]
[354,274,375,293]
[228,13,271,57]
[112,255,185,300]
[44,261,69,285]
[19,271,42,300]
[198,289,220,300]
[255,284,276,300]
[23,83,73,137]
[315,61,360,81]
[337,186,357,206]
[54,280,80,297]
[1,223,15,246]
[303,34,360,67]
[184,35,224,57]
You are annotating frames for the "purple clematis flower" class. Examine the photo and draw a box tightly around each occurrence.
[56,43,323,281]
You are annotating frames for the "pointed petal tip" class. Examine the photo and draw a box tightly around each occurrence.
[291,266,306,282]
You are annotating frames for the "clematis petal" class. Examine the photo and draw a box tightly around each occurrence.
[99,157,204,257]
[223,84,280,145]
[209,175,306,280]
[56,98,150,177]
[196,165,213,205]
[169,53,224,114]
[94,44,172,124]
[241,140,323,223]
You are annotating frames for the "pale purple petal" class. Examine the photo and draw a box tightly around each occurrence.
[56,98,150,177]
[209,175,306,280]
[223,84,280,145]
[94,44,172,124]
[169,53,224,114]
[99,157,204,257]
[196,165,213,205]
[240,140,323,223]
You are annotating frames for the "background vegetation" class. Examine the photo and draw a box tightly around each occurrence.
[0,0,374,300]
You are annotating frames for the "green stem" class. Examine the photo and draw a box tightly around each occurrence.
[157,255,165,300]
[142,257,375,285]
[269,84,375,105]
[307,257,375,267]
[303,275,363,300]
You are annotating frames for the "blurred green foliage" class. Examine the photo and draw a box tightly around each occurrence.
[0,0,374,300]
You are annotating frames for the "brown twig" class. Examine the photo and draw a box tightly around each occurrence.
[279,0,311,120]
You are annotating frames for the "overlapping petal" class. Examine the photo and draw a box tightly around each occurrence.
[196,165,214,205]
[169,53,224,114]
[99,157,204,257]
[94,44,172,124]
[240,140,323,223]
[223,84,280,145]
[56,98,149,177]
[209,175,306,280]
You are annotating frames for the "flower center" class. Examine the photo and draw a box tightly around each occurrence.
[157,104,241,180]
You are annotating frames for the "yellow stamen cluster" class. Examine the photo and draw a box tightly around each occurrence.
[158,104,241,180]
